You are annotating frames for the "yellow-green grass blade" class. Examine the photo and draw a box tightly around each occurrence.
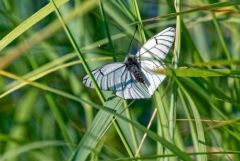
[177,79,207,161]
[45,94,74,149]
[156,68,239,77]
[0,141,68,161]
[140,1,240,24]
[0,0,99,69]
[51,0,106,103]
[0,0,69,51]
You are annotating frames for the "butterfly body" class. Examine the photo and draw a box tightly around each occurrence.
[124,56,145,84]
[83,27,175,99]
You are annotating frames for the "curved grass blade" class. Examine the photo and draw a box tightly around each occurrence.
[0,141,68,161]
[0,0,69,51]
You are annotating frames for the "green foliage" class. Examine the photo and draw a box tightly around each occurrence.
[0,0,240,161]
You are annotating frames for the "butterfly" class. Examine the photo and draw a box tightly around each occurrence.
[83,27,175,99]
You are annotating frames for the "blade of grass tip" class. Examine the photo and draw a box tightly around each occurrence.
[45,94,74,150]
[99,0,116,62]
[50,0,105,103]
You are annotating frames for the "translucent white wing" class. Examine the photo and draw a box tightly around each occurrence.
[83,63,134,91]
[115,69,165,99]
[142,68,165,96]
[115,82,150,99]
[136,27,175,68]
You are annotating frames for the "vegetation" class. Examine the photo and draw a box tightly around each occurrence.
[0,0,240,161]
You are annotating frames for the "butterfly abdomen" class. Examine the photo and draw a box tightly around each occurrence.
[132,69,145,84]
[124,57,145,84]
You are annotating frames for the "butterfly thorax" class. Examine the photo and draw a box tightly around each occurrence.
[124,57,145,84]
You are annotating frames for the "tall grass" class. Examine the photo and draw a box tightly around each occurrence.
[0,0,240,161]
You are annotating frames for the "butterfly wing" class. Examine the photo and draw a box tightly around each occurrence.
[83,62,134,91]
[115,82,150,99]
[136,27,175,63]
[115,72,165,99]
[116,27,175,99]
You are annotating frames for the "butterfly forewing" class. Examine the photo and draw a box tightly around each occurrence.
[83,62,134,91]
[137,27,175,63]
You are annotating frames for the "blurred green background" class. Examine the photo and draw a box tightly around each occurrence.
[0,0,240,161]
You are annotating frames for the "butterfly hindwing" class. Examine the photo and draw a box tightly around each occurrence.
[115,82,150,99]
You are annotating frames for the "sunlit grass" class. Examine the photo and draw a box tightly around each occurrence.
[0,0,240,161]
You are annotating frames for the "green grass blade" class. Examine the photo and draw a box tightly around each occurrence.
[0,0,99,69]
[99,0,116,62]
[51,0,105,103]
[45,94,74,149]
[0,141,68,161]
[156,68,238,77]
[176,78,207,161]
[0,0,69,51]
[69,97,124,161]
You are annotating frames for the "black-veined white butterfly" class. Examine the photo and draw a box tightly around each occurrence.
[83,27,175,99]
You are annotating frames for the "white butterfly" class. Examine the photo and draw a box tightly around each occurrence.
[83,27,175,99]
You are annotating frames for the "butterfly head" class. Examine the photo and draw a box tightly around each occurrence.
[124,55,137,63]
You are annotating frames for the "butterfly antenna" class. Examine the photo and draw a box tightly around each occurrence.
[127,25,138,54]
